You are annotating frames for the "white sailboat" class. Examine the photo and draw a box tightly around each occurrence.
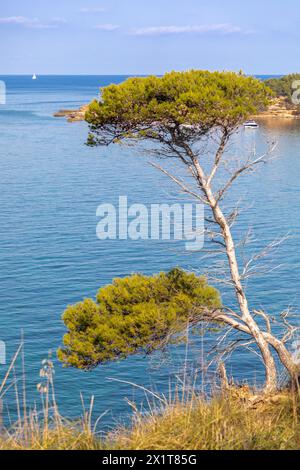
[32,73,37,80]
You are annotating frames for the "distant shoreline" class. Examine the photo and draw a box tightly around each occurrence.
[252,96,300,120]
[54,96,300,123]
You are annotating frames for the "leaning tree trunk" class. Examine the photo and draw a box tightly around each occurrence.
[193,158,278,393]
[153,136,297,392]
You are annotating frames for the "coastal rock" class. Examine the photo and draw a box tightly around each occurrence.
[253,96,300,120]
[53,105,89,122]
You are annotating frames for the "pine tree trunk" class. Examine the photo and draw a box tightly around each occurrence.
[193,159,278,393]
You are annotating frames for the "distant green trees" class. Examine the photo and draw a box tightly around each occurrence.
[265,74,300,106]
[58,269,221,369]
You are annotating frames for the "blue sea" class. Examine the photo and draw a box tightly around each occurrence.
[0,75,299,428]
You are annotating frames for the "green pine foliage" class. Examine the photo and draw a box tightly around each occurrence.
[85,70,271,145]
[58,269,221,369]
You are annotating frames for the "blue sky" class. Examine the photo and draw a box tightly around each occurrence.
[0,0,299,74]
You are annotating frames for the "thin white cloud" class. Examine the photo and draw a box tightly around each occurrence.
[131,24,249,36]
[0,16,67,29]
[94,23,119,31]
[80,7,107,13]
[0,16,29,25]
[51,17,68,24]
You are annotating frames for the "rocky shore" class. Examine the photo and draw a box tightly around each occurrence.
[53,105,89,122]
[253,96,300,120]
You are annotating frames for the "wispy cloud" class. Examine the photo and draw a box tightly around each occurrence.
[94,23,119,31]
[0,16,28,25]
[130,24,250,36]
[51,17,68,24]
[80,7,107,13]
[0,16,67,29]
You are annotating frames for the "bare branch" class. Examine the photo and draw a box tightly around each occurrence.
[207,131,230,185]
[216,142,278,203]
[253,310,272,334]
[149,161,209,205]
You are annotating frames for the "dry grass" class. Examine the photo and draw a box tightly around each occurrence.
[111,390,300,450]
[1,390,299,450]
[1,344,300,450]
[0,424,102,450]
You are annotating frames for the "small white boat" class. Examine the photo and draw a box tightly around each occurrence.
[243,120,258,129]
[32,74,37,80]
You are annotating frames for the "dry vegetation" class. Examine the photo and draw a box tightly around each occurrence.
[1,381,299,450]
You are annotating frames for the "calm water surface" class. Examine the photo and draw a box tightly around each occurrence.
[0,76,299,427]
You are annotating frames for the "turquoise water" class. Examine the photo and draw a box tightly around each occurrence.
[0,76,299,427]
